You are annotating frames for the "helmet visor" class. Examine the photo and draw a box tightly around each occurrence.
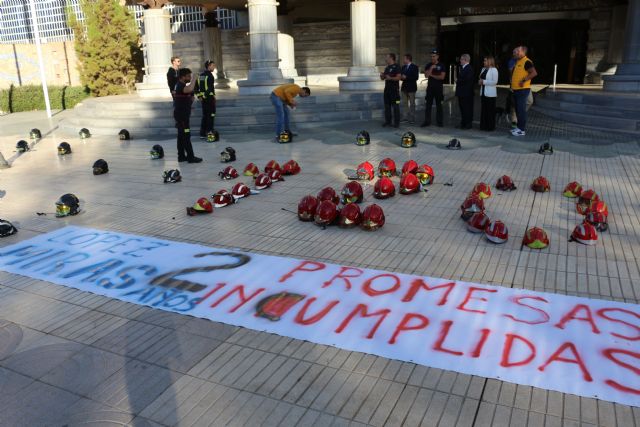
[56,203,71,217]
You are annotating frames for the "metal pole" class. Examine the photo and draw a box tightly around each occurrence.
[553,64,557,91]
[28,0,52,118]
[449,65,452,85]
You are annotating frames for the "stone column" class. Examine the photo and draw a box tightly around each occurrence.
[135,8,173,98]
[603,0,640,92]
[237,0,292,96]
[277,13,306,85]
[338,0,384,91]
[202,10,230,89]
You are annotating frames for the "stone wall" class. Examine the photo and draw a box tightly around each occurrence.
[209,16,438,87]
[586,6,614,83]
[0,41,80,89]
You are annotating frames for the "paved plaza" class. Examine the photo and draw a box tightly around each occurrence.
[0,98,639,426]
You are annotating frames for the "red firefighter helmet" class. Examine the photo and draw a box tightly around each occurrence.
[578,189,599,206]
[472,182,492,199]
[378,158,397,177]
[298,195,318,221]
[255,173,272,190]
[187,197,214,216]
[232,182,251,199]
[243,163,260,177]
[460,195,485,220]
[576,189,599,215]
[264,160,281,174]
[416,164,435,186]
[317,187,340,204]
[523,227,549,249]
[339,203,362,228]
[563,181,583,198]
[467,212,490,233]
[485,220,509,244]
[586,200,608,218]
[399,173,420,194]
[315,200,338,226]
[373,177,396,199]
[219,166,239,180]
[496,175,516,191]
[585,212,608,232]
[356,161,375,181]
[282,160,301,175]
[531,176,551,193]
[268,169,284,182]
[341,181,364,204]
[570,223,598,245]
[212,189,235,208]
[401,160,419,176]
[361,204,385,231]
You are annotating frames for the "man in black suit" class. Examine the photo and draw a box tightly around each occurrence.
[167,56,181,94]
[455,53,474,129]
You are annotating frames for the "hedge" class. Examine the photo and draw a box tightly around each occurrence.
[0,85,91,114]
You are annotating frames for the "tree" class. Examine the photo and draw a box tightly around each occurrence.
[68,0,143,96]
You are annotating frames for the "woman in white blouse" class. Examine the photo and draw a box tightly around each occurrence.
[479,56,499,131]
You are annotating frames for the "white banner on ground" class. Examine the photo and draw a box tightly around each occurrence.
[0,226,638,407]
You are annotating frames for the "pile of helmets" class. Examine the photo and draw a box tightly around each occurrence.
[460,180,511,244]
[297,184,385,231]
[186,159,301,216]
[352,158,434,197]
[563,181,609,245]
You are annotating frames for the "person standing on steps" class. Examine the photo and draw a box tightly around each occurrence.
[196,60,217,139]
[400,54,419,125]
[421,49,446,128]
[479,56,499,131]
[510,46,537,137]
[380,53,401,128]
[173,68,202,163]
[455,53,474,130]
[167,56,181,94]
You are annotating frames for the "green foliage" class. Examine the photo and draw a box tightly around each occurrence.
[68,0,143,96]
[0,85,90,113]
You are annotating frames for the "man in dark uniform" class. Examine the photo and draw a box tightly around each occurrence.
[173,68,202,163]
[379,53,401,128]
[167,56,181,94]
[421,49,446,127]
[196,60,216,139]
[455,53,475,129]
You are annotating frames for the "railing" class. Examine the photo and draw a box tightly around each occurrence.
[0,0,237,44]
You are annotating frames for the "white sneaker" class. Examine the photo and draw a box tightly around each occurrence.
[512,129,526,136]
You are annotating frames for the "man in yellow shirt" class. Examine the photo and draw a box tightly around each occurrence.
[270,84,311,141]
[510,46,537,137]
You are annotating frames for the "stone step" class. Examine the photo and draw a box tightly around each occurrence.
[541,90,640,111]
[532,105,640,133]
[535,97,640,120]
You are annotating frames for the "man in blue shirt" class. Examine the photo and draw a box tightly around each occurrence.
[400,54,419,124]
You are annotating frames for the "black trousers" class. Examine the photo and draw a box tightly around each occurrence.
[199,97,216,136]
[458,96,474,128]
[383,90,400,126]
[175,115,195,160]
[480,96,496,131]
[424,89,443,126]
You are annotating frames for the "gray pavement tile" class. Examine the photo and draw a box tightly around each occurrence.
[1,340,85,379]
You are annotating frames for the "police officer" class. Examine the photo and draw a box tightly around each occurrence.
[196,60,216,139]
[421,49,446,127]
[173,68,202,163]
[380,53,401,128]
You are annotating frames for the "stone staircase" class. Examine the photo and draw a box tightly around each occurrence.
[533,89,640,135]
[59,89,450,137]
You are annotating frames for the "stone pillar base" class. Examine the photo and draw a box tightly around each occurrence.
[603,63,640,92]
[338,66,383,91]
[136,82,172,98]
[237,68,293,95]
